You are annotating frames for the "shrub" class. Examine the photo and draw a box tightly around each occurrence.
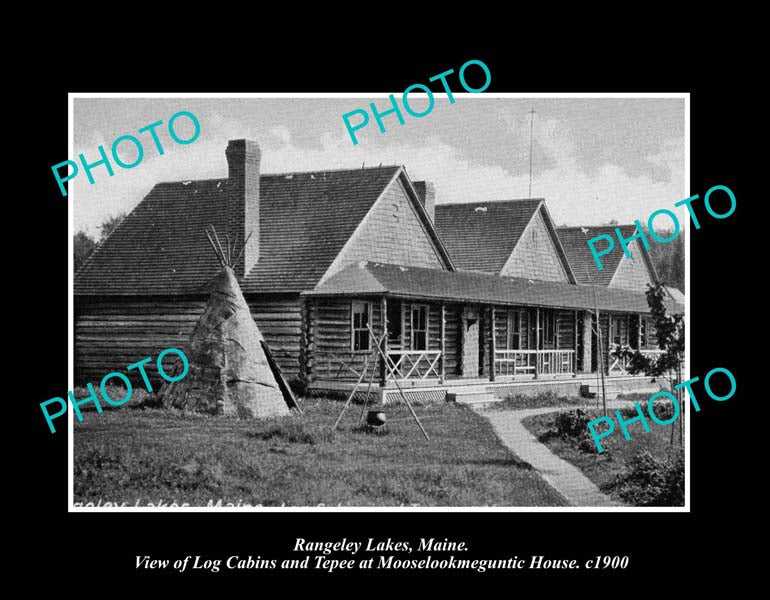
[605,450,684,506]
[538,409,597,453]
[553,409,590,439]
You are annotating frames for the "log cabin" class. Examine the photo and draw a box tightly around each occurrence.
[74,138,682,404]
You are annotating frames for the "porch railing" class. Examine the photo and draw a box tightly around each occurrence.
[312,350,442,381]
[608,349,666,375]
[494,349,575,377]
[385,350,442,381]
[313,352,374,381]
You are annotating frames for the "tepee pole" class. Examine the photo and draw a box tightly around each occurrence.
[204,229,225,266]
[333,356,371,430]
[367,324,430,441]
[359,330,388,425]
[231,231,254,269]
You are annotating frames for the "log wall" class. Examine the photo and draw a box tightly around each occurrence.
[75,294,303,388]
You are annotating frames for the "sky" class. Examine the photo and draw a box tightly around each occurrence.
[72,96,685,238]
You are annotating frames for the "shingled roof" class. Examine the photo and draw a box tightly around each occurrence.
[556,225,658,286]
[75,165,423,295]
[434,199,544,273]
[305,261,681,314]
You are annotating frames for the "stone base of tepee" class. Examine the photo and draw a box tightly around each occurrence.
[159,266,290,419]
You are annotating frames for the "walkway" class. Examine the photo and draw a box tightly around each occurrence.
[478,406,622,507]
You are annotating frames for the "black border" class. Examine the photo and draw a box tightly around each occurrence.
[24,40,748,587]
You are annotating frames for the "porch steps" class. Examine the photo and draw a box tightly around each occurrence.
[580,379,660,401]
[447,391,502,409]
[581,383,620,401]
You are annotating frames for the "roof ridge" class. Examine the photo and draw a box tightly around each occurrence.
[153,165,403,187]
[436,197,544,207]
[557,224,637,230]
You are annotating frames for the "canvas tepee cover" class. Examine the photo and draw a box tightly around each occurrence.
[160,266,289,418]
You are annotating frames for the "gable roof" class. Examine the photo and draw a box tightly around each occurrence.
[306,261,681,314]
[556,225,659,286]
[75,166,453,296]
[434,199,576,282]
[434,198,543,273]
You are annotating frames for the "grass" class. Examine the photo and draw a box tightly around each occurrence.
[488,391,588,411]
[521,406,684,506]
[74,397,566,507]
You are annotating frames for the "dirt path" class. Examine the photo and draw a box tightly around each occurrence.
[478,406,622,507]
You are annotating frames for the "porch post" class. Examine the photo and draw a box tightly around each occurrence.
[573,309,578,377]
[535,308,540,379]
[627,314,631,347]
[581,311,593,374]
[489,306,496,382]
[637,314,642,349]
[440,303,446,384]
[380,296,388,386]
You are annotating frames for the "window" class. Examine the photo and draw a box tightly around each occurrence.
[507,310,521,350]
[411,305,428,351]
[351,301,371,352]
[543,309,557,346]
[611,315,626,346]
[386,300,402,347]
[640,318,648,348]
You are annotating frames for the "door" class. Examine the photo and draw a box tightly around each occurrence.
[461,306,479,378]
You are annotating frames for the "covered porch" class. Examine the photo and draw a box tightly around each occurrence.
[301,262,676,399]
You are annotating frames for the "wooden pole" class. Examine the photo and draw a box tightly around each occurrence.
[573,310,578,377]
[380,297,388,386]
[638,314,643,349]
[231,231,254,269]
[367,323,430,441]
[204,230,224,266]
[359,331,386,425]
[596,309,607,417]
[333,356,371,431]
[535,308,540,378]
[489,306,496,382]
[211,227,228,267]
[440,303,446,384]
[359,354,379,425]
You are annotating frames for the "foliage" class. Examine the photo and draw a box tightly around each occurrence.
[73,212,127,273]
[612,283,684,378]
[540,409,596,453]
[647,228,684,293]
[74,231,98,272]
[605,450,684,506]
[99,212,126,240]
[522,408,685,506]
[490,391,585,411]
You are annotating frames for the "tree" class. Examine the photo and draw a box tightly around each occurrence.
[646,227,685,293]
[74,231,98,272]
[73,212,127,272]
[99,212,126,240]
[611,283,685,444]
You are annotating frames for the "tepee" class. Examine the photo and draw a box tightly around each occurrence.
[159,228,290,419]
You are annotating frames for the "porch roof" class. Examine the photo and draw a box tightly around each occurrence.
[305,262,683,314]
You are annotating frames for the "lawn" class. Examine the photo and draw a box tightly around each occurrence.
[74,396,566,507]
[521,406,684,506]
[488,391,588,411]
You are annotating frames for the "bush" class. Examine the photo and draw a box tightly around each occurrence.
[554,409,590,438]
[605,450,684,506]
[538,409,597,453]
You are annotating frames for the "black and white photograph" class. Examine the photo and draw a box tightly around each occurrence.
[17,35,752,589]
[70,95,688,509]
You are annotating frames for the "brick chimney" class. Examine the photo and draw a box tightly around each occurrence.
[226,139,261,276]
[413,181,436,222]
